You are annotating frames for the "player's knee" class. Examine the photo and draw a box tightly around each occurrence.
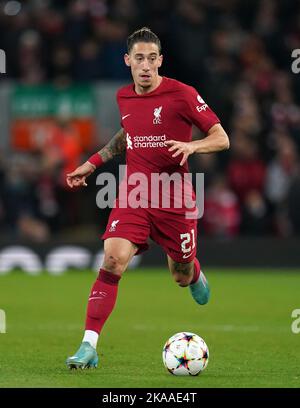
[103,251,129,275]
[174,274,193,287]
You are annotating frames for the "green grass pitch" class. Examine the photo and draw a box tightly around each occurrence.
[0,268,299,388]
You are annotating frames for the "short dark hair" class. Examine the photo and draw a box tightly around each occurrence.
[127,27,162,54]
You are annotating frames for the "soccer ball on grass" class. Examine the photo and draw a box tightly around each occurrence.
[162,332,209,376]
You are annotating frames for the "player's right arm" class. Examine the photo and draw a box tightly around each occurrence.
[66,128,126,188]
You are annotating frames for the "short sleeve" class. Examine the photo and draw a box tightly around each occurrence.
[116,90,123,128]
[181,86,220,133]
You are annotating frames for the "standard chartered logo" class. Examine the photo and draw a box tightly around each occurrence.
[126,132,168,149]
[0,309,6,333]
[133,134,167,148]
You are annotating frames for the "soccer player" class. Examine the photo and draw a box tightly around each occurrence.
[66,27,229,369]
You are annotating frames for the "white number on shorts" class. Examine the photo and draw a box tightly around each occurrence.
[180,229,195,254]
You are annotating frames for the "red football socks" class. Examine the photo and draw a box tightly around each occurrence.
[85,269,121,334]
[191,257,201,285]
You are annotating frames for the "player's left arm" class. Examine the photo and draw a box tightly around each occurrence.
[166,86,230,166]
[166,123,229,166]
[191,123,229,153]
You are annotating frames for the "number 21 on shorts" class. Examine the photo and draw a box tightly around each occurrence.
[180,229,196,259]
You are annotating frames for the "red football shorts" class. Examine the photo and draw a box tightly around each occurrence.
[101,205,197,263]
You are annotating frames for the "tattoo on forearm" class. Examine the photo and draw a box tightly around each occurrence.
[99,129,126,163]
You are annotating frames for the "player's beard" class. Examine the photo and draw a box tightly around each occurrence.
[140,82,151,89]
[139,77,152,86]
[137,80,153,91]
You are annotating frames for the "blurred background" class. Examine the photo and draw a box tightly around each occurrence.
[0,0,300,270]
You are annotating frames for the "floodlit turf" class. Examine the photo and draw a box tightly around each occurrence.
[0,268,300,388]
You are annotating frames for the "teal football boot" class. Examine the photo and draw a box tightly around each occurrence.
[189,270,210,305]
[66,342,98,369]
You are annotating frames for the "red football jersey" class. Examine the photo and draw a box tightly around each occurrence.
[116,76,220,213]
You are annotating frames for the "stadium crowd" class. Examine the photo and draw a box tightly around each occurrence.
[0,0,300,241]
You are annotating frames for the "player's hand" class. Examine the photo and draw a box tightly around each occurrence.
[66,161,96,188]
[165,140,195,166]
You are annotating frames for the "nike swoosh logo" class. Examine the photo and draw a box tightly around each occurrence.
[182,252,193,259]
[122,114,131,120]
[89,296,106,301]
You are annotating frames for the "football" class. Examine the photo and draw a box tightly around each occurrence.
[162,332,209,376]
